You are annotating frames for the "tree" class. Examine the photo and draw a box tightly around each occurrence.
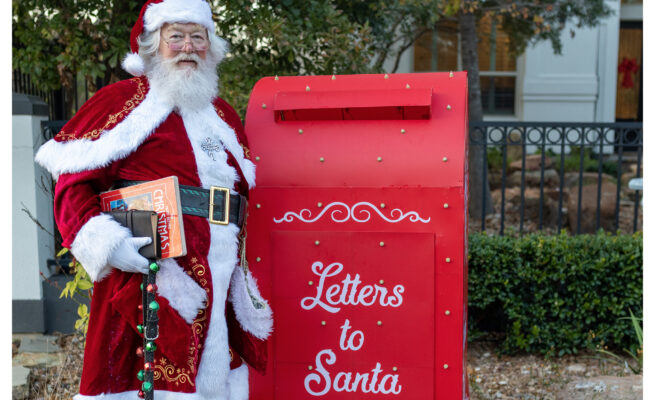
[455,0,612,217]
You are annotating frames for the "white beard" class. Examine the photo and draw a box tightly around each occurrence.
[145,52,219,112]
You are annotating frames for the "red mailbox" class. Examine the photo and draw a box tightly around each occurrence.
[244,72,468,399]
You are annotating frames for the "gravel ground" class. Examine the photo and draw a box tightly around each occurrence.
[19,333,641,400]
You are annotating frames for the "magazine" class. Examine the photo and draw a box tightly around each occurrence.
[100,176,187,258]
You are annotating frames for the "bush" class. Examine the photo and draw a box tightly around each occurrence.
[468,231,642,356]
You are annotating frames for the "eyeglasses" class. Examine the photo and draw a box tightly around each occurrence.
[161,32,209,51]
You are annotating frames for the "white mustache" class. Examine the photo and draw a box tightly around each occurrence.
[169,53,203,65]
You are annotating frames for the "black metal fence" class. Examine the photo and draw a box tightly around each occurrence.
[469,122,643,235]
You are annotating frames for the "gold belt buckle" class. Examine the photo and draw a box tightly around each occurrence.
[209,186,230,225]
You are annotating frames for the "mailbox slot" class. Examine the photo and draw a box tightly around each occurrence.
[273,88,432,121]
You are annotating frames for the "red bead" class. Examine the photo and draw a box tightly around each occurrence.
[136,347,144,357]
[146,284,158,293]
[137,390,145,398]
[144,362,153,371]
[138,304,143,311]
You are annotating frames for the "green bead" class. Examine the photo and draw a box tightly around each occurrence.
[137,324,144,333]
[149,301,160,311]
[149,262,160,272]
[142,382,153,392]
[137,370,145,381]
[140,283,144,291]
[146,342,156,352]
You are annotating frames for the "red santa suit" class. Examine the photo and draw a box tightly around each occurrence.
[35,51,271,400]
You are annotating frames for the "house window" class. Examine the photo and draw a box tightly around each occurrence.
[414,16,519,116]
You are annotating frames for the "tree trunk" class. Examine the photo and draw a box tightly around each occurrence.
[458,11,494,221]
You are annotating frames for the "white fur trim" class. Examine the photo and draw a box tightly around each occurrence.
[156,258,207,324]
[35,87,172,179]
[144,0,214,32]
[70,214,132,282]
[228,364,249,400]
[229,264,273,340]
[180,105,256,189]
[121,52,145,77]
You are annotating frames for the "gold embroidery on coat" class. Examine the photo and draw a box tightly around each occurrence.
[56,77,147,141]
[153,258,210,387]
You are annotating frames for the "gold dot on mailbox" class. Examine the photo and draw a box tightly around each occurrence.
[298,128,303,134]
[377,321,383,326]
[315,240,320,246]
[320,157,325,162]
[379,241,385,247]
[308,281,314,286]
[256,257,261,262]
[449,71,454,78]
[446,105,452,110]
[443,157,448,162]
[380,203,386,209]
[274,75,279,81]
[379,280,385,285]
[332,74,336,80]
[444,364,449,369]
[256,204,261,209]
[401,129,406,134]
[308,365,313,371]
[255,156,261,161]
[321,321,326,326]
[445,310,451,316]
[377,156,383,162]
[306,85,311,92]
[261,103,267,109]
[317,202,323,208]
[384,74,389,79]
[446,257,451,263]
[444,203,449,208]
[392,367,398,372]
[405,83,410,89]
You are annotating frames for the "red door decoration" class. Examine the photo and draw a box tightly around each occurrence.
[244,72,469,399]
[618,57,639,89]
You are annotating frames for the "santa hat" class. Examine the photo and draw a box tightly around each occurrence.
[122,0,216,76]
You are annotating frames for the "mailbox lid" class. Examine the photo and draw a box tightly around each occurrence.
[244,72,467,188]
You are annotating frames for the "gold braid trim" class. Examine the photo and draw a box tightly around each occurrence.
[56,77,147,141]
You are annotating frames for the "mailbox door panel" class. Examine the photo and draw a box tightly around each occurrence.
[271,231,434,399]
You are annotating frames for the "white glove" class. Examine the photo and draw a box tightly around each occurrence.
[107,237,152,274]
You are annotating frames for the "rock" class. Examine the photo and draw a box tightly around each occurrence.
[563,172,616,189]
[566,364,587,374]
[12,352,65,368]
[12,366,30,400]
[560,375,642,400]
[17,334,61,353]
[567,182,618,233]
[506,169,560,188]
[510,154,553,171]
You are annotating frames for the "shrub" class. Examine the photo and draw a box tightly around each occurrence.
[468,231,642,356]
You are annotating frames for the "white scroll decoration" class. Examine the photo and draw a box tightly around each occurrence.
[273,201,430,224]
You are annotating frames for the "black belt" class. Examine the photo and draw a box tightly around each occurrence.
[114,180,247,227]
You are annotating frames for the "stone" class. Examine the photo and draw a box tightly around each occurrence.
[567,182,618,234]
[563,172,616,189]
[12,366,30,400]
[566,364,587,374]
[507,169,559,188]
[509,154,553,171]
[559,375,642,400]
[17,334,61,353]
[12,352,64,368]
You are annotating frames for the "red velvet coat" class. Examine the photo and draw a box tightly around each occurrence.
[36,76,271,398]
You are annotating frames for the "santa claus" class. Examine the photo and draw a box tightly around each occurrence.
[35,0,272,399]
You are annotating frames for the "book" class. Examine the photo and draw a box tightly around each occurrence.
[108,210,161,259]
[100,176,187,258]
